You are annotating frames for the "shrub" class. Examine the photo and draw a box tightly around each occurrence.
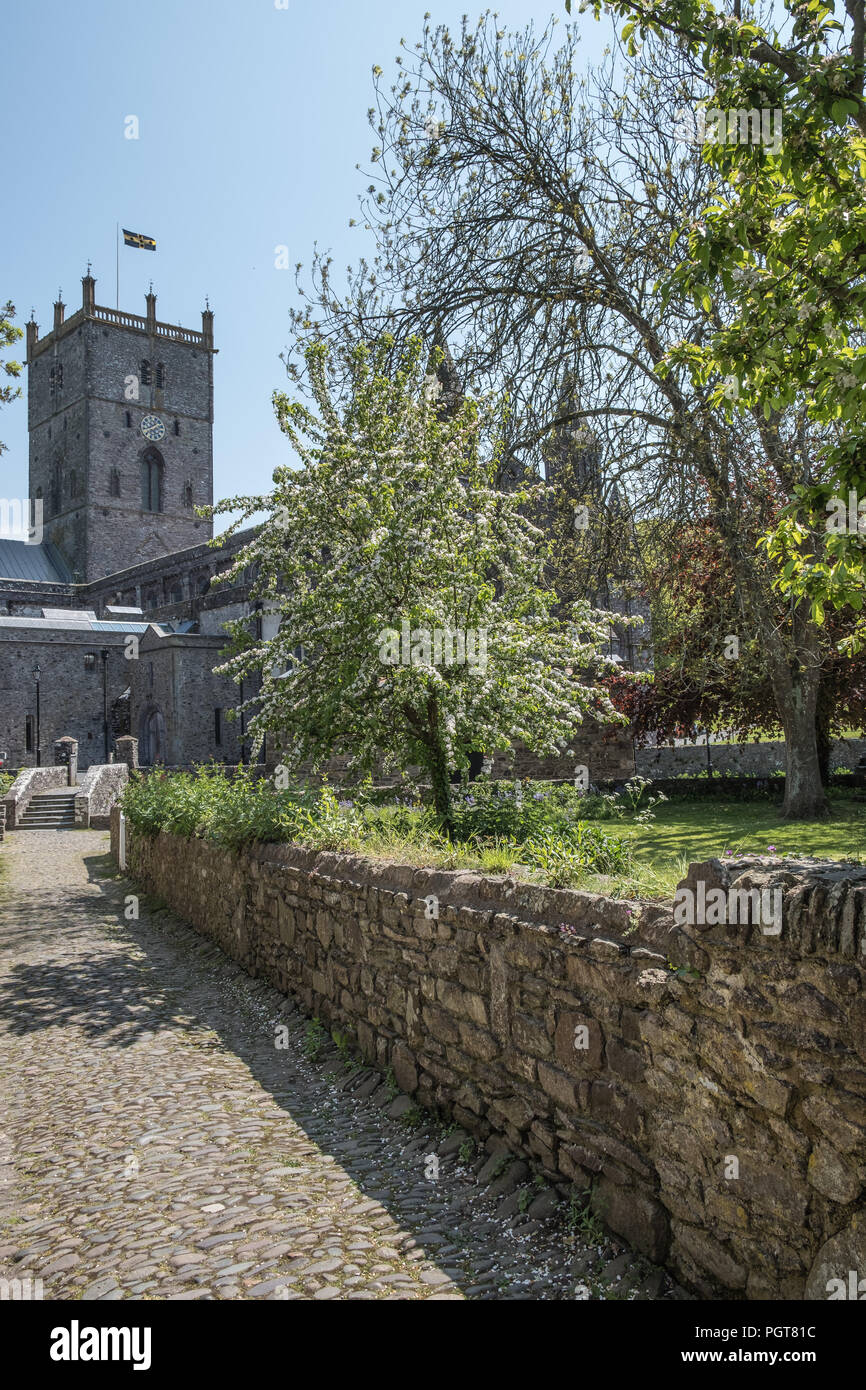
[120,768,632,882]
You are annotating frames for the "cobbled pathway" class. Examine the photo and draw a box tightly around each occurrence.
[0,829,676,1301]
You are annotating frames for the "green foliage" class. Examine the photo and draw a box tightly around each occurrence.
[303,1017,327,1062]
[600,776,667,825]
[119,767,863,900]
[566,1185,607,1244]
[520,823,631,884]
[450,776,661,841]
[332,1029,356,1072]
[580,0,866,633]
[120,766,364,852]
[0,301,23,456]
[208,333,629,829]
[120,768,635,881]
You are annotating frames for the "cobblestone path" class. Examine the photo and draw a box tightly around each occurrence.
[0,830,673,1301]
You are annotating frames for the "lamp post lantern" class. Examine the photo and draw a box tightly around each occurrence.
[33,664,42,767]
[101,649,110,762]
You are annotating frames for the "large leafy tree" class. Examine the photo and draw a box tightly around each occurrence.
[573,0,866,632]
[0,301,23,456]
[210,335,626,830]
[289,16,837,815]
[614,518,866,781]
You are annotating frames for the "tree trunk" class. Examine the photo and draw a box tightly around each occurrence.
[427,740,453,833]
[815,678,833,789]
[425,695,454,835]
[714,500,828,820]
[772,666,829,819]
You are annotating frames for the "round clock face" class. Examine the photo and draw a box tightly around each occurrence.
[140,413,166,442]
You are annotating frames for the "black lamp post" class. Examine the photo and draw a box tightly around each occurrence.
[101,649,110,762]
[33,664,42,767]
[239,677,247,766]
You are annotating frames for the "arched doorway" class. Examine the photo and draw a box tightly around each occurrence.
[138,704,166,766]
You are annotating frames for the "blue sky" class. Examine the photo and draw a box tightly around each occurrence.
[3,0,613,531]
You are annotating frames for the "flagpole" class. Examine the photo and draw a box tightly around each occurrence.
[116,223,119,309]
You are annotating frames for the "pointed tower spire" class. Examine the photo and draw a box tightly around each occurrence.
[544,367,600,493]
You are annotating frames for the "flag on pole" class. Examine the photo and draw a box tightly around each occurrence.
[122,229,156,251]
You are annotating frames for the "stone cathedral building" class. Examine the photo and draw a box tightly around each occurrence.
[0,275,641,781]
[0,275,257,771]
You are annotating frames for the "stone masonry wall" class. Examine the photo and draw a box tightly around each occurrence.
[74,763,128,828]
[0,626,136,771]
[114,813,866,1301]
[636,737,866,779]
[4,765,68,828]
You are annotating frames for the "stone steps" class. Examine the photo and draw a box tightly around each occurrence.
[18,789,79,830]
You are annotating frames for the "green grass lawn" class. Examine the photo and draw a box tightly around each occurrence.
[591,793,866,899]
[325,794,866,901]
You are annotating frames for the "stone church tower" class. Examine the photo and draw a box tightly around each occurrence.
[25,274,216,582]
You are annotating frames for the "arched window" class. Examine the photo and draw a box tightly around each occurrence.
[183,479,193,508]
[140,359,151,386]
[155,363,165,388]
[141,446,164,512]
[109,468,121,498]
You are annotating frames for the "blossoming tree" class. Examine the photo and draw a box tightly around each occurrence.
[210,335,628,829]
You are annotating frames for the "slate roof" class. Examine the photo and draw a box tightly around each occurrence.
[0,538,73,583]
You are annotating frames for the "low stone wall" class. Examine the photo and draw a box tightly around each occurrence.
[636,737,866,780]
[112,811,866,1301]
[3,766,69,829]
[282,725,636,788]
[74,764,129,829]
[491,727,635,783]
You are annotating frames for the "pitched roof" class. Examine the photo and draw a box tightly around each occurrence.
[0,538,72,583]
